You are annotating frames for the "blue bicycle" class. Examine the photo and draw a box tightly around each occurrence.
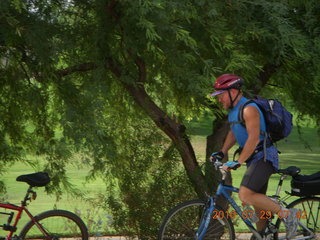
[158,160,320,240]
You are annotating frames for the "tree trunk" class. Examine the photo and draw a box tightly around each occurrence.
[205,117,232,209]
[107,57,210,199]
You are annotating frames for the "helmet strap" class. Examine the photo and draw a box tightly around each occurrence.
[228,89,241,109]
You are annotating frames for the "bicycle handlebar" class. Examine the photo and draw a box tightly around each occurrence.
[213,160,223,170]
[213,160,240,171]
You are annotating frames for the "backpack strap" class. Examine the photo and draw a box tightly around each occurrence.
[229,121,242,128]
[238,99,255,124]
[239,99,268,135]
[228,100,254,128]
[237,99,270,162]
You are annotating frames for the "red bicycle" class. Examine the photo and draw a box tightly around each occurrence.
[0,172,88,240]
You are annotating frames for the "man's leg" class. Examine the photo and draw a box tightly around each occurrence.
[254,207,267,232]
[239,160,279,230]
[239,186,281,231]
[239,186,299,238]
[239,160,299,238]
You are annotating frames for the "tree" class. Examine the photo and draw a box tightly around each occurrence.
[0,0,320,237]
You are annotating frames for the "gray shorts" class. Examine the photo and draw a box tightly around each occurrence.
[240,160,274,194]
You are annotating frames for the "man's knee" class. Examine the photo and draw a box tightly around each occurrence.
[239,186,256,205]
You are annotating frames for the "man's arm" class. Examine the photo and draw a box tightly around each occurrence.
[221,130,236,157]
[210,130,236,162]
[237,105,261,164]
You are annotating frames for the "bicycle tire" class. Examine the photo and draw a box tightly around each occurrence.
[274,196,320,240]
[19,209,89,240]
[158,199,235,240]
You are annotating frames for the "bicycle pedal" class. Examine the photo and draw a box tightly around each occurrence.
[267,224,278,234]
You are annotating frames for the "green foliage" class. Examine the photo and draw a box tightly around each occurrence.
[101,123,196,238]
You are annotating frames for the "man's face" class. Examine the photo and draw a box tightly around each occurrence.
[218,91,231,109]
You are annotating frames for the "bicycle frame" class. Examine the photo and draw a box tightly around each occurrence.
[1,203,28,239]
[196,161,268,240]
[0,188,49,240]
[216,184,255,227]
[196,181,263,240]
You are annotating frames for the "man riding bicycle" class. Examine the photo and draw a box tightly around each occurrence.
[210,73,299,239]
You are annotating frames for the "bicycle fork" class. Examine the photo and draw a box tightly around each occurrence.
[196,198,215,240]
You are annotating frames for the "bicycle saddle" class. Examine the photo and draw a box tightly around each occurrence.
[277,166,300,176]
[16,172,51,187]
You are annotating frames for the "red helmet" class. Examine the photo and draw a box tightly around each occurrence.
[210,74,243,96]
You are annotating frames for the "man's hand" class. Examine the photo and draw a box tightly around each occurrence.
[209,151,224,162]
[222,161,241,171]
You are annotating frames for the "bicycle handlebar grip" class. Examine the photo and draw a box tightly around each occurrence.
[224,161,240,170]
[230,163,241,170]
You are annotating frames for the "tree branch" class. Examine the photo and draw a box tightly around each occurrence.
[252,63,281,94]
[134,56,147,83]
[56,62,97,77]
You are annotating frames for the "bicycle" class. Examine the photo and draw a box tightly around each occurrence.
[158,160,320,240]
[0,172,89,240]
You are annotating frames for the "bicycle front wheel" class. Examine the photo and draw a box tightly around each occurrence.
[19,209,89,240]
[158,199,235,240]
[275,196,320,239]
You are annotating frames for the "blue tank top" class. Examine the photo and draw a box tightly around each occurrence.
[228,96,279,170]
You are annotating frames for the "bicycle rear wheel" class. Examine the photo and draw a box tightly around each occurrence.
[158,199,235,240]
[19,209,89,240]
[275,197,320,239]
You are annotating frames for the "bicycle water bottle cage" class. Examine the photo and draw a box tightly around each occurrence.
[277,166,300,177]
[2,224,17,232]
[16,172,51,187]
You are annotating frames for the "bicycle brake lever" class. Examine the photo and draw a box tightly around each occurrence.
[214,160,223,170]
